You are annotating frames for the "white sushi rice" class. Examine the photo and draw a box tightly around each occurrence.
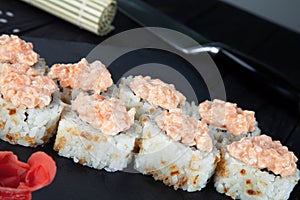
[179,101,200,119]
[134,119,220,192]
[0,91,64,147]
[208,126,261,150]
[54,106,142,172]
[32,57,49,75]
[214,151,300,200]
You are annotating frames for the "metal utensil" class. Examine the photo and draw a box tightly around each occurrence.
[117,0,300,113]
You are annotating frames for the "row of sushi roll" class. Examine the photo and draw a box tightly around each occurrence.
[0,34,64,147]
[0,34,299,199]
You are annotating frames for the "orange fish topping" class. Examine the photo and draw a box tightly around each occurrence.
[129,76,186,110]
[48,58,112,93]
[227,135,298,177]
[199,99,256,136]
[0,35,38,66]
[155,108,212,152]
[0,63,56,108]
[72,93,136,135]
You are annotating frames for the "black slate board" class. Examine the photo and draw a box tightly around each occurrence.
[0,37,299,200]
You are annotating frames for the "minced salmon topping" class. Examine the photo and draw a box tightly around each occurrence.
[199,99,256,136]
[48,58,113,93]
[129,76,186,110]
[0,63,56,108]
[72,92,136,135]
[155,108,212,152]
[0,35,38,66]
[227,135,298,177]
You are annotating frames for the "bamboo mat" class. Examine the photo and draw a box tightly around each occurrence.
[20,0,117,36]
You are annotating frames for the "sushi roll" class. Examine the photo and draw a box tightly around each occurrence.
[135,109,220,192]
[199,99,260,148]
[120,75,220,191]
[0,35,64,147]
[50,59,141,172]
[214,134,300,200]
[0,62,63,147]
[53,93,141,172]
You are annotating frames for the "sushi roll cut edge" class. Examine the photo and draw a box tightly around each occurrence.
[214,135,300,200]
[134,113,220,192]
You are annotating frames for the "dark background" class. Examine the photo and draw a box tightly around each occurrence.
[2,0,300,88]
[0,0,299,199]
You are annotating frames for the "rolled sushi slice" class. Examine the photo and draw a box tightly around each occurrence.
[214,135,300,200]
[54,92,142,172]
[135,108,220,192]
[0,63,64,147]
[199,99,260,148]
